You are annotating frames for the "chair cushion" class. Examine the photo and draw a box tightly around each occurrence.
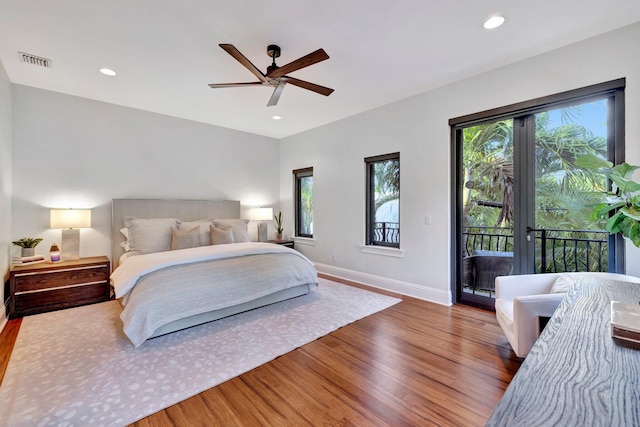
[550,273,575,293]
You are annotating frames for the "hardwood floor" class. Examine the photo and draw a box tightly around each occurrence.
[0,280,521,426]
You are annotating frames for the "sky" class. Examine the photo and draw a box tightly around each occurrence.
[545,98,607,138]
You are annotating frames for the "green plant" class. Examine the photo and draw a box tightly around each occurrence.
[12,237,43,248]
[576,154,640,247]
[274,211,284,234]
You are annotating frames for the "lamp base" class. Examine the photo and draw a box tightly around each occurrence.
[61,229,80,260]
[257,222,268,242]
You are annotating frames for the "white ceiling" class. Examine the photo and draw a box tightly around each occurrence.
[1,1,639,139]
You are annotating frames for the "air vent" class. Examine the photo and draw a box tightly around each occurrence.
[19,52,52,68]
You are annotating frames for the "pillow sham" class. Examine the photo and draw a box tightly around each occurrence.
[213,219,250,242]
[179,219,214,246]
[171,226,200,250]
[210,225,235,245]
[120,227,131,251]
[124,217,179,254]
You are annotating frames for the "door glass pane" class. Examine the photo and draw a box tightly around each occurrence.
[461,119,514,302]
[533,99,609,273]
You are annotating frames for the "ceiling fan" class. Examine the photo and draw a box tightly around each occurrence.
[209,44,334,107]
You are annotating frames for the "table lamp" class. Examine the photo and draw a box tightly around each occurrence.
[50,209,91,260]
[252,207,273,242]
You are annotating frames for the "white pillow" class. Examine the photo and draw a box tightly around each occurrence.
[550,273,575,293]
[179,219,214,246]
[213,219,250,242]
[119,227,131,251]
[210,225,235,245]
[124,217,179,254]
[170,226,200,250]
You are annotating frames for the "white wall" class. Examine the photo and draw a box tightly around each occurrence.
[11,85,281,263]
[0,60,12,325]
[280,23,640,304]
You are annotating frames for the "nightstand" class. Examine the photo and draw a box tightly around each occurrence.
[9,256,111,317]
[267,239,295,250]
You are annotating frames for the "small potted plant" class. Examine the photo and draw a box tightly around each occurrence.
[12,237,43,257]
[274,211,284,240]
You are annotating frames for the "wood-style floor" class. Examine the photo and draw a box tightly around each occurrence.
[0,278,521,426]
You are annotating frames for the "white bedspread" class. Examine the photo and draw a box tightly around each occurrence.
[111,242,310,298]
[110,242,318,347]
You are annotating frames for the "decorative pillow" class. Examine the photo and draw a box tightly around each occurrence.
[210,225,235,245]
[170,226,200,250]
[213,219,250,243]
[124,217,179,254]
[550,273,575,293]
[179,219,214,246]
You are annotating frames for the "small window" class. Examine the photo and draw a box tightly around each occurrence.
[365,153,400,248]
[294,167,313,238]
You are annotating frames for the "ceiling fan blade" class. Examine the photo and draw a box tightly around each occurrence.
[208,82,264,88]
[267,48,329,78]
[219,44,268,83]
[267,82,286,107]
[283,77,334,96]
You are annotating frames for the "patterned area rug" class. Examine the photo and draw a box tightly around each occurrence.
[0,278,400,426]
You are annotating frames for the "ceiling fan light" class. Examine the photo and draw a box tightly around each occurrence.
[484,16,505,29]
[272,115,282,120]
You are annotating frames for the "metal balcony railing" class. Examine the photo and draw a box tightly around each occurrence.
[463,226,609,273]
[373,222,399,244]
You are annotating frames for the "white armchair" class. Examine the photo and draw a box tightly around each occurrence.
[495,272,640,358]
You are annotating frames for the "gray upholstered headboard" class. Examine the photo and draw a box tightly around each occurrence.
[111,199,241,268]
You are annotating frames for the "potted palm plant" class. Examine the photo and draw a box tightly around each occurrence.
[274,211,284,240]
[12,237,43,257]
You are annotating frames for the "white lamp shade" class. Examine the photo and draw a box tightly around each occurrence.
[252,207,273,221]
[50,209,92,229]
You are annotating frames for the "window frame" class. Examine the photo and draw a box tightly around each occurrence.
[294,167,314,238]
[365,152,400,248]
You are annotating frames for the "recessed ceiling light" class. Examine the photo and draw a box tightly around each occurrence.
[272,115,282,120]
[99,68,117,76]
[484,16,505,29]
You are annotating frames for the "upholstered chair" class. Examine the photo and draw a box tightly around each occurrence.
[494,271,640,358]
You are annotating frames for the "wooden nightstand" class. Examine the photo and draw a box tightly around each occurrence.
[9,256,111,317]
[267,239,295,250]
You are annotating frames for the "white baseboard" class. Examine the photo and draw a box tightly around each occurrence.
[315,263,452,306]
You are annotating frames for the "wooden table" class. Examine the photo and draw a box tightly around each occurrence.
[486,277,640,426]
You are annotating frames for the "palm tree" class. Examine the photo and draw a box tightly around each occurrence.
[373,159,400,211]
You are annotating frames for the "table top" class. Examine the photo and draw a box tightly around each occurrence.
[486,276,640,426]
[11,256,110,273]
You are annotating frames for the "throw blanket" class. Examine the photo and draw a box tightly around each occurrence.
[111,243,318,347]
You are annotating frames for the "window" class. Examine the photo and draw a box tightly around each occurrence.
[365,153,400,248]
[294,167,313,238]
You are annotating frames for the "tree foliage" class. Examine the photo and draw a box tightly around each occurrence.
[463,106,607,232]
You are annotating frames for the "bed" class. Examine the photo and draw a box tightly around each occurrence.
[110,199,318,347]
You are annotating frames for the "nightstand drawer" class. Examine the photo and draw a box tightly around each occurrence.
[14,282,109,316]
[9,256,111,317]
[14,265,108,293]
